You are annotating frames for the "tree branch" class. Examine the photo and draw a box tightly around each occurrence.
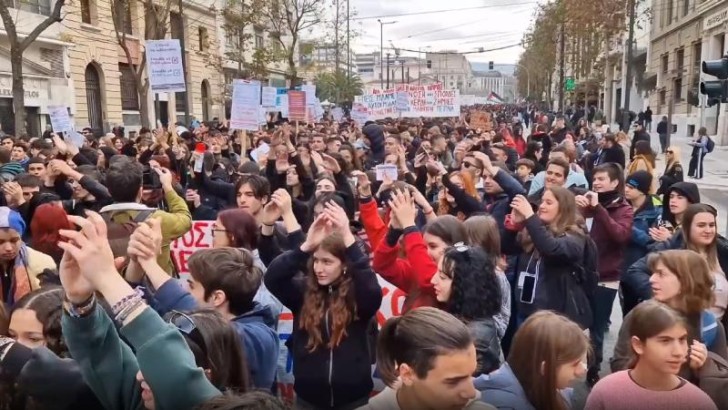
[19,0,66,52]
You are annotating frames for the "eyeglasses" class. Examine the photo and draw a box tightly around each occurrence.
[167,311,209,362]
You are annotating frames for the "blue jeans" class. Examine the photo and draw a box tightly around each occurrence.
[588,286,617,373]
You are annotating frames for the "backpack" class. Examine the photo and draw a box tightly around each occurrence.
[706,136,715,153]
[101,209,155,263]
[576,236,600,298]
[563,236,600,329]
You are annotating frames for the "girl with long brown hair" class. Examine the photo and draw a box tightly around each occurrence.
[265,200,382,410]
[590,301,717,410]
[623,204,728,318]
[475,311,589,410]
[503,187,592,329]
[613,250,728,377]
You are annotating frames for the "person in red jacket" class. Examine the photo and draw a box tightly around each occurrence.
[372,189,467,313]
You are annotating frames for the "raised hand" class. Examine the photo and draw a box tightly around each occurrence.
[127,218,163,268]
[389,189,417,229]
[510,195,534,220]
[271,188,293,216]
[57,212,118,293]
[300,214,333,252]
[260,200,282,226]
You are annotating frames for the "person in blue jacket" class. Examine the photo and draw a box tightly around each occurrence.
[125,219,279,391]
[623,170,663,273]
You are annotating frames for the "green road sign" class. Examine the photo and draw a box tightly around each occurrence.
[565,77,575,91]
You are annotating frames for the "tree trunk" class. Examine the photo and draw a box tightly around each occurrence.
[287,49,297,89]
[136,77,151,128]
[10,46,27,137]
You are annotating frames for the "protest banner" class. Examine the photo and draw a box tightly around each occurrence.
[171,220,405,404]
[362,85,459,118]
[146,39,186,92]
[395,91,409,112]
[470,111,493,131]
[229,79,261,131]
[332,107,344,122]
[287,91,306,121]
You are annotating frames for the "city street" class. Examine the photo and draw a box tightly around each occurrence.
[569,132,728,407]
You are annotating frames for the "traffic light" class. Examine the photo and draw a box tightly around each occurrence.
[488,61,494,70]
[426,60,432,69]
[701,54,728,106]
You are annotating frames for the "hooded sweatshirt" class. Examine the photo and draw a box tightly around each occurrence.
[363,123,385,165]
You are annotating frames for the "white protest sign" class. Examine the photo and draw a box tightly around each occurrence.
[262,87,277,108]
[314,98,324,120]
[66,131,85,148]
[250,142,270,163]
[332,107,344,122]
[277,94,289,117]
[375,164,398,181]
[48,106,73,133]
[229,80,261,131]
[146,39,186,93]
[301,84,316,107]
[351,103,369,125]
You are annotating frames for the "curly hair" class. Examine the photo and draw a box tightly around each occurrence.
[440,246,502,321]
[12,286,67,357]
[299,233,356,352]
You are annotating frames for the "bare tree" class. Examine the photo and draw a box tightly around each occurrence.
[111,0,174,128]
[265,0,325,89]
[0,0,66,136]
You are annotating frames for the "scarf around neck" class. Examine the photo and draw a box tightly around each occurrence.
[597,190,621,207]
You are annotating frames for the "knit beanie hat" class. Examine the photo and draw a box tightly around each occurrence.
[0,206,26,236]
[626,170,652,195]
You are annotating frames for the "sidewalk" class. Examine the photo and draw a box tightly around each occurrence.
[651,133,728,191]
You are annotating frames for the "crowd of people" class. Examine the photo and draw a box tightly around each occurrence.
[0,103,723,410]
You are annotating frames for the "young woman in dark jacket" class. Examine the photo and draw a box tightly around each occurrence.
[431,245,503,375]
[264,201,382,410]
[503,188,590,329]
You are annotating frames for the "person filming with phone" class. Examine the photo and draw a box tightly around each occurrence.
[98,155,191,276]
[574,163,633,387]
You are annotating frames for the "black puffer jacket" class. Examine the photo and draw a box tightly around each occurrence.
[265,244,382,409]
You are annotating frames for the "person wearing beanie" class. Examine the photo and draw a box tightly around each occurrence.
[0,207,55,305]
[623,170,663,273]
[661,181,700,231]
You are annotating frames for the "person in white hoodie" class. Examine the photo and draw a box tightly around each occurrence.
[359,307,495,410]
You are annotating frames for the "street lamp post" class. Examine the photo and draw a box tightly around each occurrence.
[377,19,396,88]
[516,64,531,100]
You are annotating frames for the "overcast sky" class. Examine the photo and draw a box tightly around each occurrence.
[347,0,541,65]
